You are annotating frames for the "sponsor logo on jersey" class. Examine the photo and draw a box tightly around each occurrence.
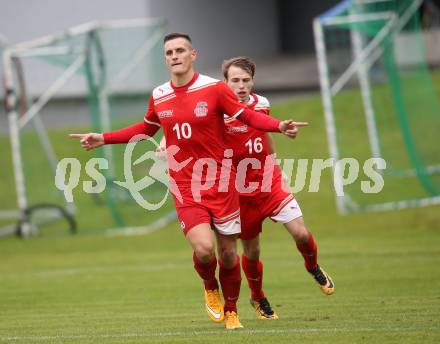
[226,125,248,133]
[158,110,173,118]
[194,101,208,117]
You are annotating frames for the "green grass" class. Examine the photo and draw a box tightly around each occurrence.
[0,204,439,343]
[0,93,440,343]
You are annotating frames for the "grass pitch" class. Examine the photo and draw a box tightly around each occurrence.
[0,205,439,343]
[0,93,439,343]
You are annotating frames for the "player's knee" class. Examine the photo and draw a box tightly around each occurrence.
[243,246,260,261]
[295,230,309,244]
[194,243,215,262]
[219,248,237,267]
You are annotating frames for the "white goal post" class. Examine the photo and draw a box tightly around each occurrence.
[313,0,440,214]
[1,18,171,237]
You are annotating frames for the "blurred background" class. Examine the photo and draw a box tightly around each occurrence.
[0,1,439,342]
[0,0,346,106]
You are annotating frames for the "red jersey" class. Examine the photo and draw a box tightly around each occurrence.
[144,73,245,186]
[224,93,282,197]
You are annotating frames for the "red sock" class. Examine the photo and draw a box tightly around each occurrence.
[219,257,241,313]
[296,232,318,272]
[241,255,265,302]
[193,252,219,290]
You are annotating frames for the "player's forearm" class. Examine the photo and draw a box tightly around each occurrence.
[239,108,281,132]
[103,121,159,144]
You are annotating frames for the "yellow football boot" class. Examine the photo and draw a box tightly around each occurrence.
[224,311,244,330]
[250,297,279,320]
[204,289,224,322]
[310,265,335,295]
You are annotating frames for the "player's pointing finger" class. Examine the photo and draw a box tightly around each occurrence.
[292,121,309,127]
[69,134,85,139]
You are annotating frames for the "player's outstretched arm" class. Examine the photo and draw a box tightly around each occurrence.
[70,121,160,150]
[238,108,308,139]
[69,133,104,151]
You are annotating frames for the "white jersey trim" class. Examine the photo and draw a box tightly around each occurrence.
[144,118,161,127]
[255,94,270,109]
[246,94,255,106]
[212,212,241,235]
[231,108,244,119]
[152,81,174,100]
[224,93,269,123]
[188,74,219,91]
[270,198,303,224]
[212,209,240,224]
[154,94,176,105]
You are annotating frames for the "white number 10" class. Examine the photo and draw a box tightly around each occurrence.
[172,123,192,139]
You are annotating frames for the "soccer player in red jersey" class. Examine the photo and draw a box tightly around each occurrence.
[70,33,304,329]
[222,56,334,320]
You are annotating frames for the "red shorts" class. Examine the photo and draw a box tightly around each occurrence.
[171,180,241,236]
[239,179,302,240]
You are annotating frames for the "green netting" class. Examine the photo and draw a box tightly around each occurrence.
[84,24,171,228]
[320,0,440,210]
[5,20,176,233]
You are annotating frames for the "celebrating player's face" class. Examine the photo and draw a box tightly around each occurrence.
[164,38,196,76]
[225,66,254,103]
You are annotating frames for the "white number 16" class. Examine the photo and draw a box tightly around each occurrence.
[245,137,263,154]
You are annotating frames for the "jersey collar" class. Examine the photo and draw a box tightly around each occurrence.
[247,93,258,108]
[170,72,199,92]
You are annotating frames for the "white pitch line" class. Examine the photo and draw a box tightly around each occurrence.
[1,326,438,342]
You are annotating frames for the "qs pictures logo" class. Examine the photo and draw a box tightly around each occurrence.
[55,135,175,210]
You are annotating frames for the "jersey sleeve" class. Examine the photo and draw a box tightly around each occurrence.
[143,96,161,127]
[258,107,270,116]
[217,81,246,117]
[103,121,160,144]
[239,108,281,132]
[104,96,161,144]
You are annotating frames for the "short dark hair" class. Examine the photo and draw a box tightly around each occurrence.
[163,32,192,44]
[222,56,256,80]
